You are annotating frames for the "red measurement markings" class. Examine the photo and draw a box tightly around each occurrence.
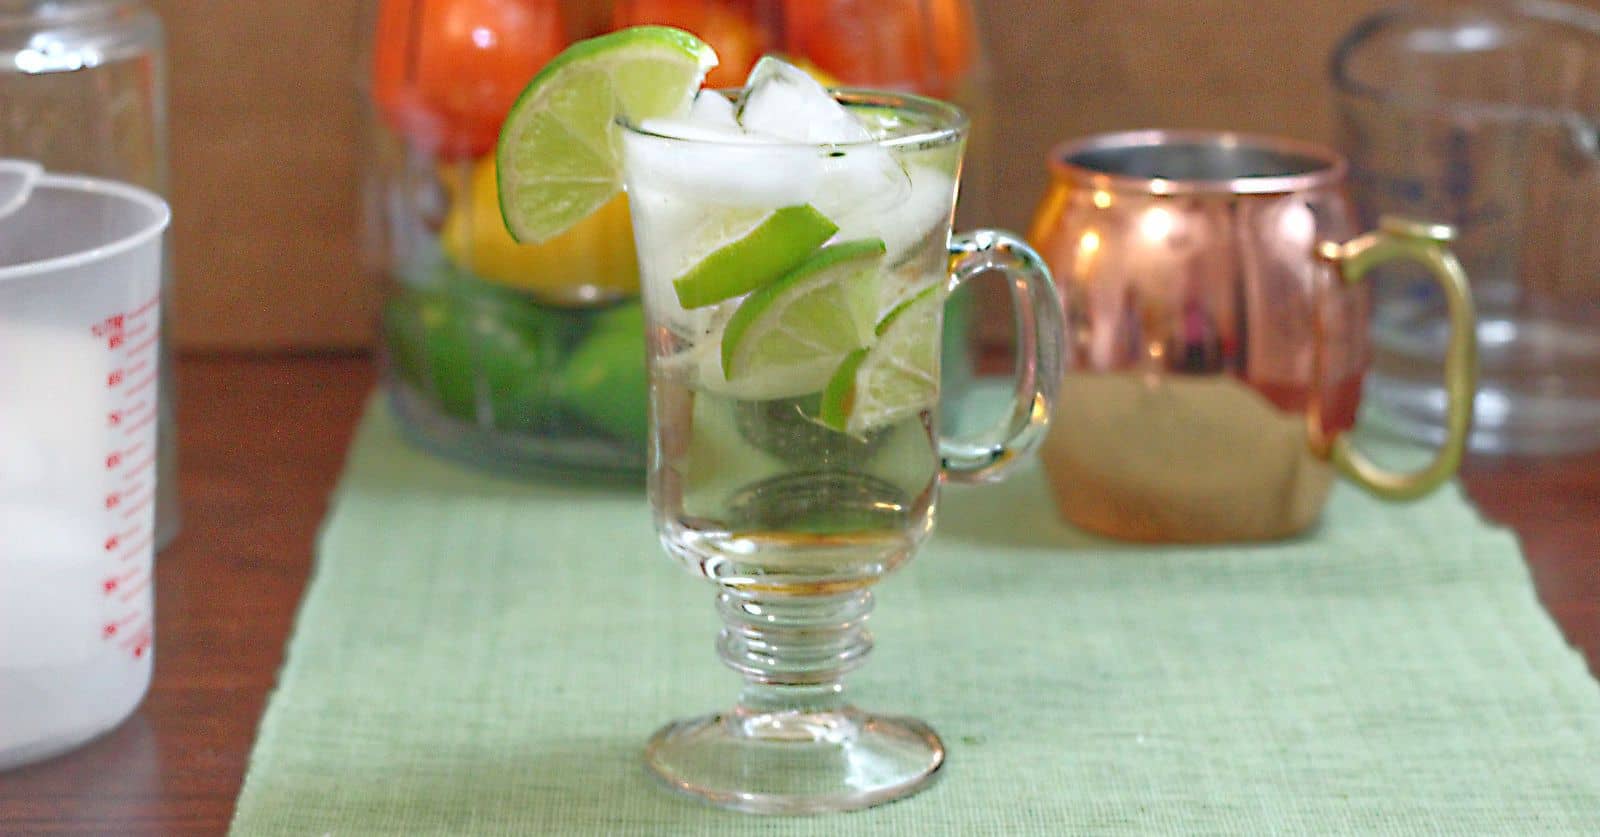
[122,371,158,398]
[117,573,150,603]
[121,407,157,437]
[92,314,127,352]
[121,332,157,359]
[118,489,153,520]
[106,442,147,473]
[119,455,156,477]
[102,611,138,639]
[90,314,125,339]
[104,526,140,553]
[111,357,152,393]
[128,294,159,318]
[122,320,150,340]
[102,565,142,594]
[117,621,153,658]
[119,479,146,497]
[116,533,152,562]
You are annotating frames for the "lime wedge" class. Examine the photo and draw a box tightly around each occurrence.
[497,26,716,244]
[672,204,839,309]
[716,239,885,398]
[818,283,943,435]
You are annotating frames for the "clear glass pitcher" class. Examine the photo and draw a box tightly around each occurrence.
[1330,0,1600,455]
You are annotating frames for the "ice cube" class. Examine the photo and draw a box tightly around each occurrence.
[625,120,820,209]
[688,89,739,128]
[623,181,715,337]
[738,56,871,144]
[811,146,912,225]
[736,57,912,228]
[830,163,955,264]
[637,116,747,145]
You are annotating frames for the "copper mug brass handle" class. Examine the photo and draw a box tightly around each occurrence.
[1316,216,1478,500]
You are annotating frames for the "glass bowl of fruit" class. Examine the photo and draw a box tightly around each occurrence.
[360,0,986,478]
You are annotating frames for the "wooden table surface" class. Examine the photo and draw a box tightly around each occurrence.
[2,354,1596,835]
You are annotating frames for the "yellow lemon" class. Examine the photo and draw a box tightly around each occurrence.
[440,154,639,306]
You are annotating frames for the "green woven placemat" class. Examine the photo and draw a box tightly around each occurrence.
[231,398,1600,835]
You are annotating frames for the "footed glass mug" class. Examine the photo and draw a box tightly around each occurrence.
[621,90,1064,813]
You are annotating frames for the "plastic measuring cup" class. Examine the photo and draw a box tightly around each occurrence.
[0,169,169,770]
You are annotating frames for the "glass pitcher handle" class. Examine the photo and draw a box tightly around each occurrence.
[1317,216,1478,499]
[940,230,1066,484]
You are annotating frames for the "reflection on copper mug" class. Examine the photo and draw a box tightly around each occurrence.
[1029,131,1476,542]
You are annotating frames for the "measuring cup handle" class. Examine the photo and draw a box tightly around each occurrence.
[940,230,1066,484]
[1316,216,1478,500]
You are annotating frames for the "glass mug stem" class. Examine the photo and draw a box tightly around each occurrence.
[719,588,869,730]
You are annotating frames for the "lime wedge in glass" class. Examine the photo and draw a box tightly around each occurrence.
[819,283,943,435]
[671,204,838,309]
[715,239,885,399]
[496,26,717,244]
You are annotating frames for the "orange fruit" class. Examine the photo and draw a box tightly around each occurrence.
[928,0,978,84]
[781,0,977,98]
[373,0,567,158]
[611,0,769,88]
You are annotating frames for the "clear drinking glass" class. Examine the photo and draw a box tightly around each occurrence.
[621,89,1065,813]
[1331,0,1600,454]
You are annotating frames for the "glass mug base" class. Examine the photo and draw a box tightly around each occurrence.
[645,709,944,815]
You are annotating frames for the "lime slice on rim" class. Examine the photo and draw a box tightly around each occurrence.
[818,283,943,435]
[672,204,839,309]
[716,239,885,399]
[496,26,716,244]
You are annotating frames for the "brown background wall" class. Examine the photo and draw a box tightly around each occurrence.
[152,0,1590,350]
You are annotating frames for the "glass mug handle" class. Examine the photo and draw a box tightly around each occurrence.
[1317,216,1478,500]
[940,230,1066,484]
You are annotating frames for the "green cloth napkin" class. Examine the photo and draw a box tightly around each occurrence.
[232,398,1600,835]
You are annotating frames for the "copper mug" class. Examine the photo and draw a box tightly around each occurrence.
[1028,131,1476,542]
